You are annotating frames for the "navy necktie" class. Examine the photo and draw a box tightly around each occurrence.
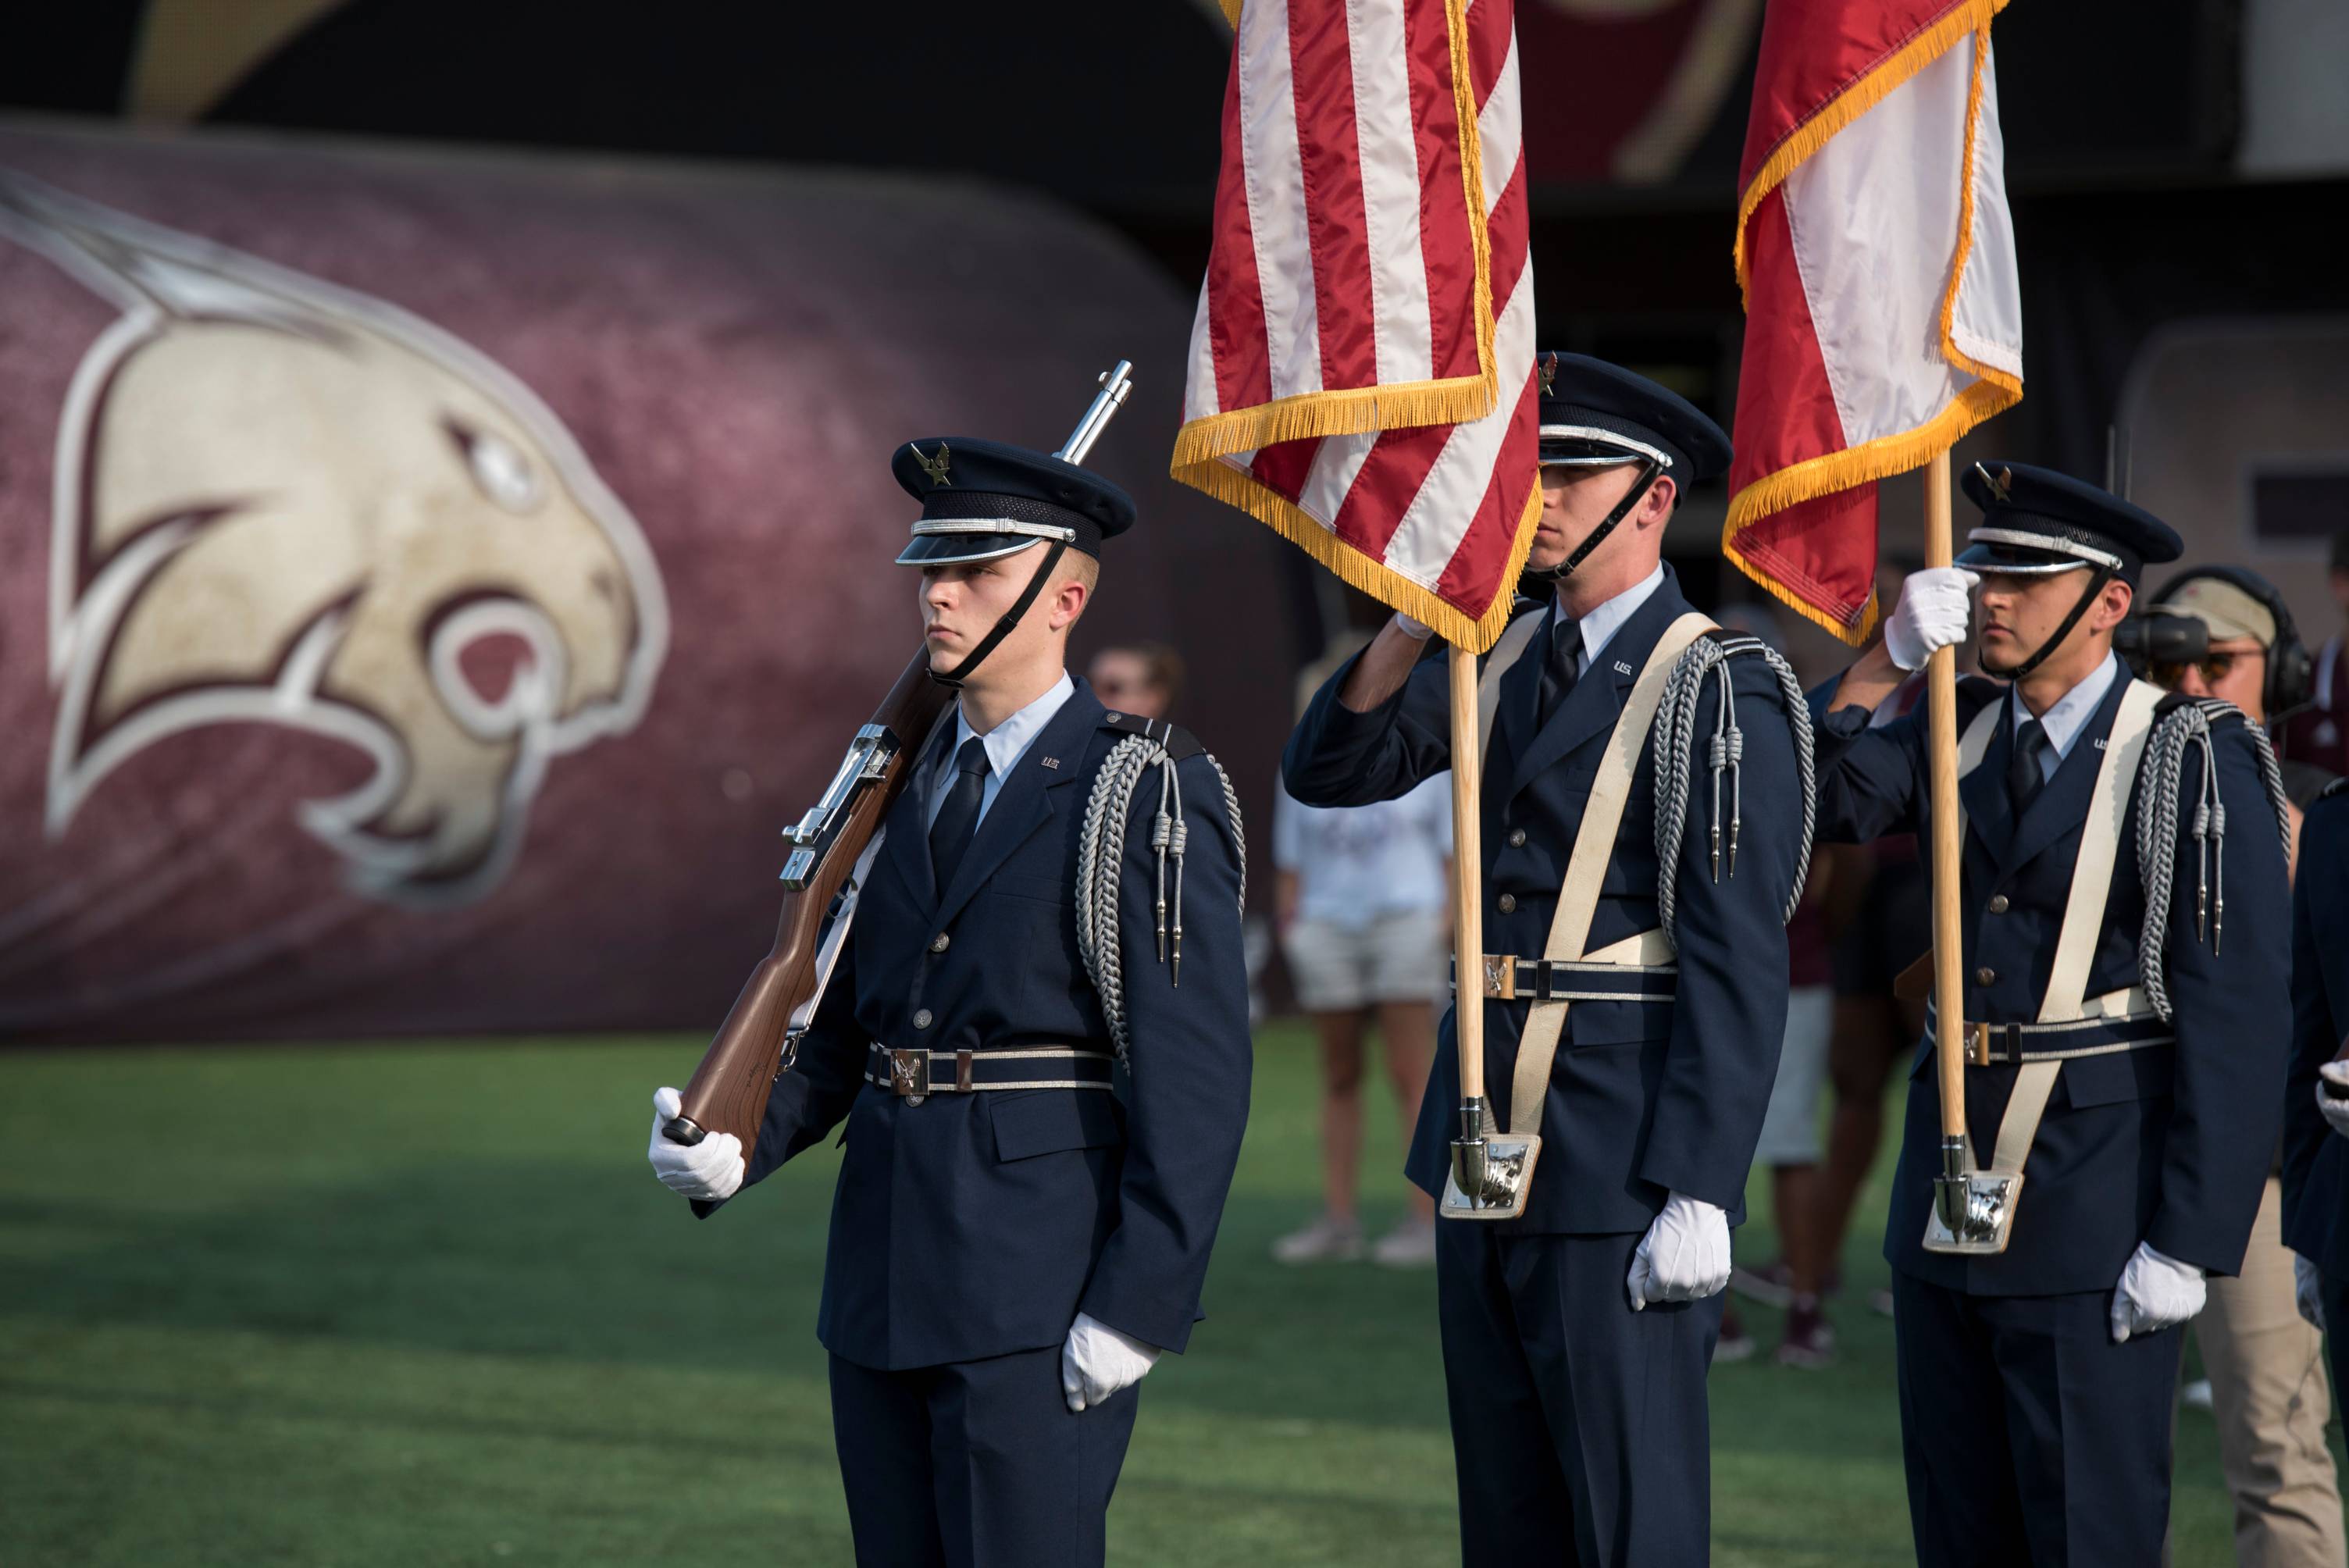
[929,736,991,891]
[1536,615,1584,729]
[2007,718,2048,816]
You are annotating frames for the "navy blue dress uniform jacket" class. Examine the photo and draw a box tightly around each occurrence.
[1281,566,1803,1233]
[699,677,1252,1371]
[1807,674,2290,1295]
[2283,786,2349,1275]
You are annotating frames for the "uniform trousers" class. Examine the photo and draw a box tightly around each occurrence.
[1893,1270,2185,1567]
[827,1345,1139,1568]
[2194,1176,2343,1568]
[1437,1221,1721,1567]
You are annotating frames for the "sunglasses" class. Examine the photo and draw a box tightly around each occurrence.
[2149,650,2259,688]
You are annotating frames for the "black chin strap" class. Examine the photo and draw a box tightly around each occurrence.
[1523,458,1662,583]
[929,541,1070,689]
[1981,565,2115,682]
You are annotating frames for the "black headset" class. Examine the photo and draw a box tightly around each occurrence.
[2146,565,2314,719]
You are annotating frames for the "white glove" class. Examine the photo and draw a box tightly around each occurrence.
[1060,1312,1160,1413]
[646,1087,745,1203]
[2110,1241,2206,1342]
[2319,1063,2349,1139]
[1883,566,1980,671]
[1627,1192,1732,1310]
[1392,610,1436,642]
[2296,1254,2327,1332]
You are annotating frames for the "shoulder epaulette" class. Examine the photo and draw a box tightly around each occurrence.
[1100,709,1203,761]
[2320,775,2349,801]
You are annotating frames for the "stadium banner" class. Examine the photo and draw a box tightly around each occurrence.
[0,125,1292,1043]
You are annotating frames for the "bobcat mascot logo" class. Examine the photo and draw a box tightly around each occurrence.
[0,173,669,906]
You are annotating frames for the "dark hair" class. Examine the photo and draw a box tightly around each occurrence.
[1093,642,1185,707]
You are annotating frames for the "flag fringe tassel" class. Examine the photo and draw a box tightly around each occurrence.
[1172,454,1541,654]
[1720,376,2017,644]
[1171,374,1497,469]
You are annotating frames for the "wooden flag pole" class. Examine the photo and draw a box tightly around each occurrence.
[1447,643,1489,1199]
[1922,450,1974,1214]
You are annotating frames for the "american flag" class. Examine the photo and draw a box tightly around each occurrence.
[1171,0,1539,652]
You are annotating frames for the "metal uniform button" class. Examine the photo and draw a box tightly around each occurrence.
[1987,894,2009,914]
[1975,967,1995,986]
[1507,829,1527,847]
[913,1009,933,1030]
[1497,894,1517,914]
[930,933,950,953]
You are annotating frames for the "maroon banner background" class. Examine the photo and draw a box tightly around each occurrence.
[0,124,1292,1043]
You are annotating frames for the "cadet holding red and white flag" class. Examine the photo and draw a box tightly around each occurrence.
[1729,4,2295,1561]
[1185,5,1818,1561]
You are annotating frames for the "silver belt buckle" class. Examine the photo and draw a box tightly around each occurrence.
[888,1048,931,1104]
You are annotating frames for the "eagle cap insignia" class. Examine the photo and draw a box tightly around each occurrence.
[1539,353,1557,396]
[914,441,952,486]
[1973,461,2012,504]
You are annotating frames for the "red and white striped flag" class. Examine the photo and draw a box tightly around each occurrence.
[1724,0,2024,643]
[1171,0,1539,652]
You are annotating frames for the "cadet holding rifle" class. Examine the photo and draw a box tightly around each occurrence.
[645,376,1252,1567]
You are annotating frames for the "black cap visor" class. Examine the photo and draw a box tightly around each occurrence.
[1538,426,1674,470]
[1956,526,2120,579]
[895,523,1067,568]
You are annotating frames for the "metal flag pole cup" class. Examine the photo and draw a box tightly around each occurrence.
[1919,449,2016,1253]
[1442,641,1538,1216]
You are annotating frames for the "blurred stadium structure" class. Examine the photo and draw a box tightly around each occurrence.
[2,0,2345,1041]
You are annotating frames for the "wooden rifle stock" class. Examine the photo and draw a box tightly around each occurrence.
[663,647,950,1148]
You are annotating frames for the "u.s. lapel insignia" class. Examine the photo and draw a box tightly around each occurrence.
[1613,659,1634,676]
[1040,756,1060,769]
[913,440,952,486]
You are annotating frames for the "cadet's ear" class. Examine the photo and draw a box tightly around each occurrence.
[1639,472,1678,528]
[2089,577,2134,635]
[1048,569,1091,633]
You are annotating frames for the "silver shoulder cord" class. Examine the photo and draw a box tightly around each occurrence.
[1075,737,1248,1066]
[2134,697,2290,1020]
[1652,634,1817,941]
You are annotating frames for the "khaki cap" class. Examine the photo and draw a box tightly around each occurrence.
[2163,576,2276,647]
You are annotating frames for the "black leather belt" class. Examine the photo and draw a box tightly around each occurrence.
[863,1042,1115,1104]
[1451,955,1678,1003]
[1923,1005,2175,1066]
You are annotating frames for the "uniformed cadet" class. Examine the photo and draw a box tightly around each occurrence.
[2285,778,2349,1400]
[1284,354,1813,1566]
[1812,464,2293,1566]
[644,437,1253,1567]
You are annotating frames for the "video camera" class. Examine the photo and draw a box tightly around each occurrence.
[2113,607,2205,680]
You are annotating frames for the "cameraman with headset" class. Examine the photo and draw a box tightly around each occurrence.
[2126,566,2343,1568]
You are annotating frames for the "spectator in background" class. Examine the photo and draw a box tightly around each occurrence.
[1726,858,1838,1367]
[1271,773,1450,1267]
[1087,641,1184,722]
[2279,527,2349,777]
[2142,567,2344,1568]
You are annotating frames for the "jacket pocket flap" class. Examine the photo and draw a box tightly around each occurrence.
[2059,1047,2174,1110]
[990,1089,1124,1161]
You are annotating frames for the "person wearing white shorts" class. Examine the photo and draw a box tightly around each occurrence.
[1272,775,1451,1267]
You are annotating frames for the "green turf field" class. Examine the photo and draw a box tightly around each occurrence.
[0,1028,2271,1564]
